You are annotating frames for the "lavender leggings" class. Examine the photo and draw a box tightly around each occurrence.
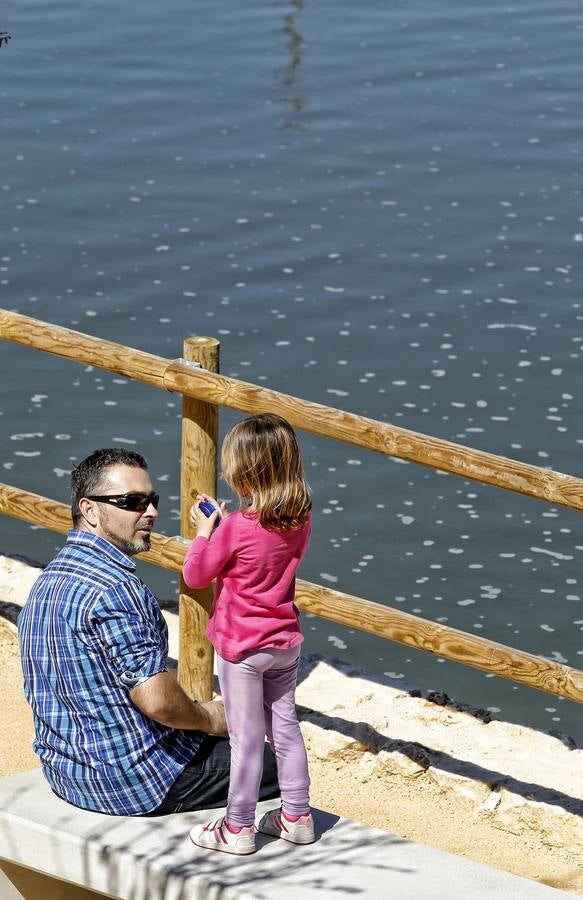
[217,645,310,827]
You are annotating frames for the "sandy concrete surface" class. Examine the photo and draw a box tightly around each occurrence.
[1,553,581,895]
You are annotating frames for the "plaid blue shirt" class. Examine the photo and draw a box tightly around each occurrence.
[18,530,202,815]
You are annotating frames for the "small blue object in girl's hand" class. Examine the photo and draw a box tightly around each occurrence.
[199,500,220,525]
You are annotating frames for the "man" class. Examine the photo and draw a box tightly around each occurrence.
[18,448,279,816]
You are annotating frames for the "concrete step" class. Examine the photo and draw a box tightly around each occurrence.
[0,769,573,899]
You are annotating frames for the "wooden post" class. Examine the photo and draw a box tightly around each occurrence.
[178,336,220,701]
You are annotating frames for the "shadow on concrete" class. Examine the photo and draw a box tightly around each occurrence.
[0,773,414,899]
[294,656,583,819]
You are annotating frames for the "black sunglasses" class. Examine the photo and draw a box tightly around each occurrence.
[85,492,160,512]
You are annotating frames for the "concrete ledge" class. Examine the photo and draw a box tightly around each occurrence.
[295,655,583,854]
[0,770,575,899]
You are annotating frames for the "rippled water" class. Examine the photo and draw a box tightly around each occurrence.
[2,0,583,741]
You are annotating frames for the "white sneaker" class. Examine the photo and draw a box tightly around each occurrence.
[190,816,256,855]
[257,807,315,844]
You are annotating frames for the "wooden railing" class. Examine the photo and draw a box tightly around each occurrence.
[2,309,583,706]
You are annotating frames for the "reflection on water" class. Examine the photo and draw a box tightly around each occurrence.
[276,0,307,126]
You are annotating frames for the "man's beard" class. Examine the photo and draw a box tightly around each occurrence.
[100,519,151,556]
[123,533,151,555]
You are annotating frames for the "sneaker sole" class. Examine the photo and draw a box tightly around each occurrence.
[257,824,315,845]
[189,830,256,855]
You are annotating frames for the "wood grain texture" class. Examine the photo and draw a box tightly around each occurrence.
[294,582,583,704]
[177,337,220,701]
[2,483,583,705]
[0,310,168,386]
[3,309,583,509]
[163,362,583,510]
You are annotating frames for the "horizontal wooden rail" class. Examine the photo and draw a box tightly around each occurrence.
[0,483,187,572]
[3,309,583,509]
[2,482,583,705]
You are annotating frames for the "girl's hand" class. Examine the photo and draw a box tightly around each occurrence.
[189,493,228,539]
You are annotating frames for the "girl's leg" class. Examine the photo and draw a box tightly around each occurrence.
[262,646,310,817]
[217,652,272,827]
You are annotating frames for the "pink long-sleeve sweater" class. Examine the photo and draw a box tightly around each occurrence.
[182,510,311,661]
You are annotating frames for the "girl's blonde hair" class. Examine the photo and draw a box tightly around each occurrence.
[221,413,311,531]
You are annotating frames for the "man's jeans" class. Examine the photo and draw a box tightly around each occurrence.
[152,735,279,815]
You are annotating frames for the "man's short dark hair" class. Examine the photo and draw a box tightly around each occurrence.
[71,448,148,526]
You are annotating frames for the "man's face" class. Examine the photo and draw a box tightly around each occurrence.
[88,464,158,556]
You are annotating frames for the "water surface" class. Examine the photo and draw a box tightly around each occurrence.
[1,0,583,740]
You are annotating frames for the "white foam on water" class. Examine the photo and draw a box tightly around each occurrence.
[10,433,44,440]
[531,547,573,561]
[320,573,338,583]
[328,636,347,650]
[487,323,536,331]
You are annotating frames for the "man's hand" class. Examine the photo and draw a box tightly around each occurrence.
[130,671,227,734]
[195,699,227,735]
[0,32,11,49]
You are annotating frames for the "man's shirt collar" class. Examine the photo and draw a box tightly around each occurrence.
[66,529,137,572]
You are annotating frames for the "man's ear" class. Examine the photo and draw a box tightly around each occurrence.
[78,497,99,527]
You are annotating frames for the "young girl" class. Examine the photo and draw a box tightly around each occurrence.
[183,413,314,855]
